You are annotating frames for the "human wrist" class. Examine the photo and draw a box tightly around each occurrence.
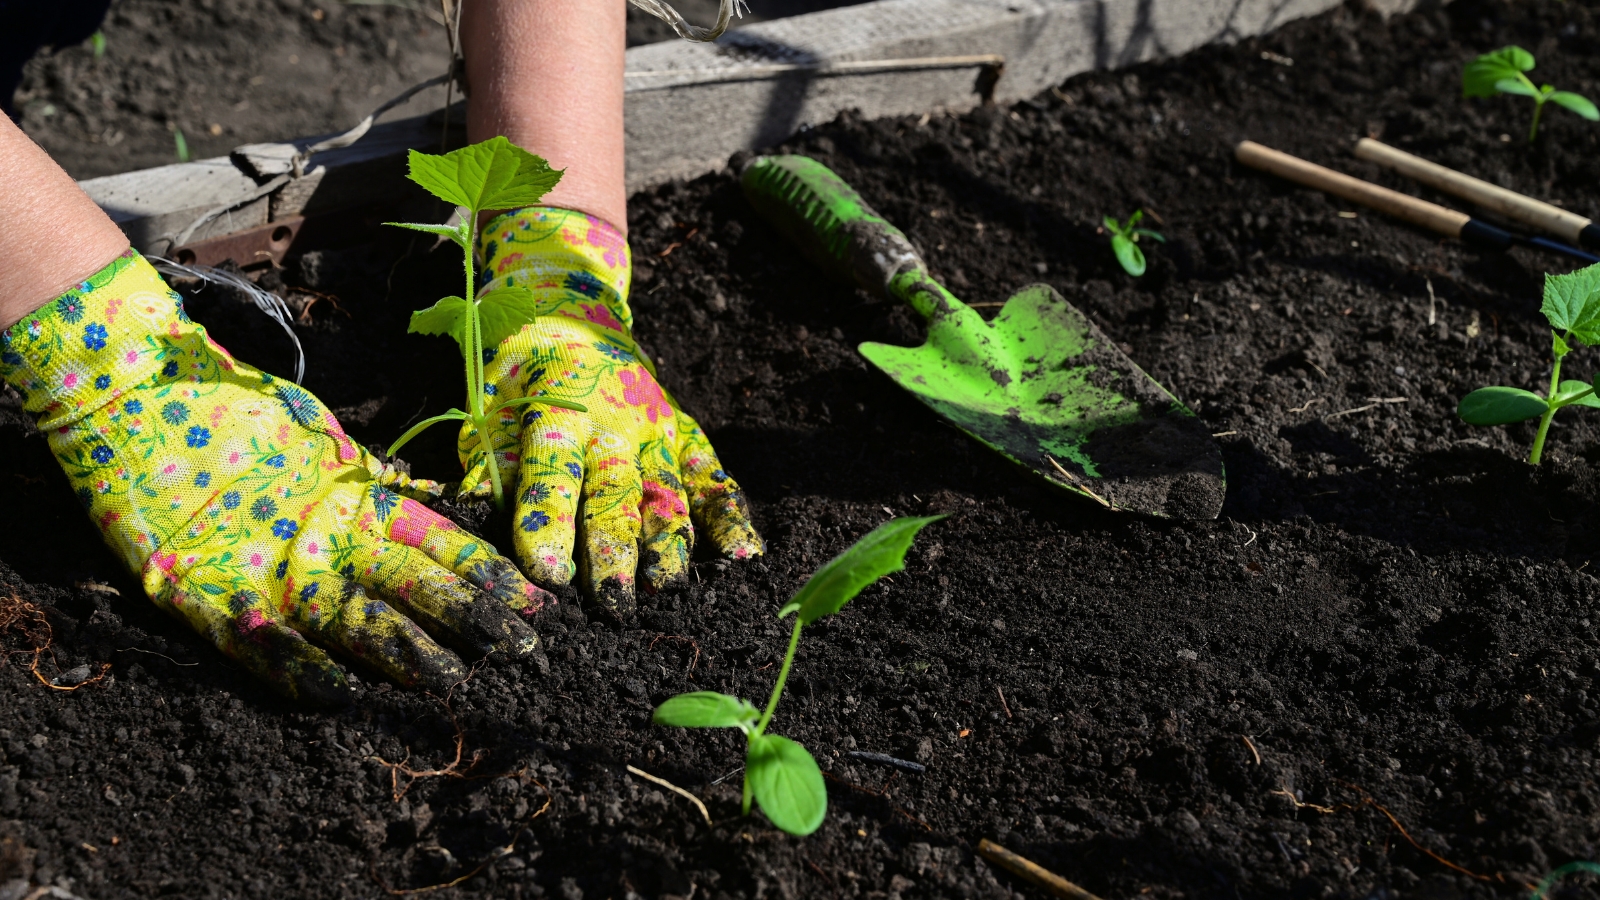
[478,206,635,337]
[0,250,188,430]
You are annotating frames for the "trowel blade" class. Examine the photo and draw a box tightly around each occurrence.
[859,284,1225,519]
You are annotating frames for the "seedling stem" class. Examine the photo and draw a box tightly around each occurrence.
[383,137,585,508]
[651,516,944,835]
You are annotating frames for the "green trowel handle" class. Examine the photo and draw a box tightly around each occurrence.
[741,155,928,301]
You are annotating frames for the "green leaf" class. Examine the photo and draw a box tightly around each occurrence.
[387,410,471,458]
[405,137,563,214]
[746,734,827,836]
[491,395,589,415]
[1555,379,1600,409]
[1493,78,1540,98]
[1549,91,1600,121]
[1101,215,1122,235]
[778,516,944,624]
[1541,263,1600,344]
[1112,234,1147,277]
[385,221,466,242]
[1457,386,1548,426]
[1133,229,1167,243]
[1464,46,1534,97]
[652,692,760,729]
[408,296,471,348]
[477,285,542,349]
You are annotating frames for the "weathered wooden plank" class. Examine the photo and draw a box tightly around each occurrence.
[79,0,1433,252]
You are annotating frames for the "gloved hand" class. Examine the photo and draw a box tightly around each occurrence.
[0,250,559,703]
[458,207,762,617]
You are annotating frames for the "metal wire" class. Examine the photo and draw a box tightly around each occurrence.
[149,258,307,384]
[628,0,749,41]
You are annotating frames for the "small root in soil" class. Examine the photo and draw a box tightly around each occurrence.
[822,771,931,832]
[370,666,488,801]
[0,590,110,692]
[369,778,551,896]
[1278,779,1517,885]
[649,633,701,671]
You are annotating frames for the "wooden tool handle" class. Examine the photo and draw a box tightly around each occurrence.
[1235,141,1469,238]
[1354,138,1592,244]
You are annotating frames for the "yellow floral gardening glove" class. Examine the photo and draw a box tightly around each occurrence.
[0,250,559,703]
[459,208,763,617]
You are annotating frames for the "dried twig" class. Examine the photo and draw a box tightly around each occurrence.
[1241,735,1261,765]
[1325,397,1408,420]
[977,839,1104,900]
[1044,455,1111,507]
[1287,398,1323,414]
[996,686,1013,719]
[626,764,712,826]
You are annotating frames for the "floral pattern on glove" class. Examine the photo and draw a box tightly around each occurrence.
[1,251,559,702]
[458,207,763,617]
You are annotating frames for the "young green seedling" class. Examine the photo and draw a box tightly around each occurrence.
[1463,46,1599,142]
[651,515,944,836]
[384,136,587,508]
[1103,210,1164,277]
[1458,262,1600,465]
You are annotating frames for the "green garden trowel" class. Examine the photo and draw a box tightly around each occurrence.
[740,155,1225,519]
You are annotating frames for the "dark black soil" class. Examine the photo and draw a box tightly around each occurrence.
[7,1,1600,898]
[13,0,866,180]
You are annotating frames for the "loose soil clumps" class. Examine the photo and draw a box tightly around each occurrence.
[3,1,1600,897]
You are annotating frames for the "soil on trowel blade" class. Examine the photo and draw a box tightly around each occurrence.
[5,1,1600,898]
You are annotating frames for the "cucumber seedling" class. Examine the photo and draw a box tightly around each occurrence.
[1458,262,1600,465]
[1103,210,1164,277]
[384,136,587,508]
[651,515,944,836]
[1463,46,1598,142]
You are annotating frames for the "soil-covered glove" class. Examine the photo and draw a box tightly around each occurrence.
[459,207,762,616]
[0,251,559,703]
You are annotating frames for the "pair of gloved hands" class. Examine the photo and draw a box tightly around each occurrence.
[0,208,760,702]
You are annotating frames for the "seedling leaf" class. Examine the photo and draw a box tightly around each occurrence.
[779,516,944,624]
[386,221,465,242]
[746,734,827,836]
[1556,380,1600,409]
[408,296,471,347]
[406,137,563,213]
[1463,46,1534,97]
[653,692,760,729]
[478,286,542,349]
[1112,235,1147,277]
[1541,264,1600,344]
[1493,78,1540,99]
[1458,386,1548,425]
[1549,92,1600,121]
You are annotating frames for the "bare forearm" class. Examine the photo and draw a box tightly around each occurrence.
[462,0,628,234]
[0,117,131,330]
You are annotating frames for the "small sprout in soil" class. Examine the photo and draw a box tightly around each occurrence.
[384,137,586,508]
[1103,210,1164,277]
[172,127,190,163]
[89,31,106,60]
[651,515,944,836]
[1463,46,1599,143]
[1458,262,1600,465]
